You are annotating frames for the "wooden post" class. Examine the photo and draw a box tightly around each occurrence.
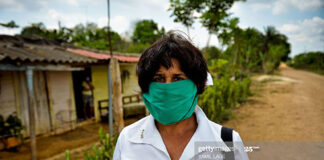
[26,69,37,160]
[109,58,124,133]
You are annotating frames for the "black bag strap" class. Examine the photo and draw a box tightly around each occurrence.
[221,126,234,160]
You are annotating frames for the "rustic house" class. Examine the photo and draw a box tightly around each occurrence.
[0,35,98,136]
[0,35,144,137]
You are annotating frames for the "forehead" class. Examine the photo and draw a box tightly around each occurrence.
[156,59,183,73]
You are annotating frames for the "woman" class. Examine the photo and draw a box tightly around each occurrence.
[113,32,249,160]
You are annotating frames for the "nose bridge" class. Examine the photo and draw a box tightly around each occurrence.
[165,70,173,83]
[165,77,172,83]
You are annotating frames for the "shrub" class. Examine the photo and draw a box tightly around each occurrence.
[289,51,324,74]
[65,127,118,160]
[0,114,24,139]
[198,76,251,123]
[198,57,251,123]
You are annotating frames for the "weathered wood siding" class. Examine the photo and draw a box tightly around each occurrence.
[33,71,51,134]
[0,71,52,136]
[46,71,76,131]
[17,71,52,136]
[0,71,17,118]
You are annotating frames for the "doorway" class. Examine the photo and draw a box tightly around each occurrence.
[72,67,92,122]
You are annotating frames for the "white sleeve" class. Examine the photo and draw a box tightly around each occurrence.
[113,132,124,160]
[233,130,249,160]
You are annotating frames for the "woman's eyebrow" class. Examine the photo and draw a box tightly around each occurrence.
[153,73,163,76]
[173,73,185,76]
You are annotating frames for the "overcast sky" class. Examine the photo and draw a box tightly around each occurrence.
[0,0,323,57]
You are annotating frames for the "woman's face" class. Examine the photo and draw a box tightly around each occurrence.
[153,58,188,83]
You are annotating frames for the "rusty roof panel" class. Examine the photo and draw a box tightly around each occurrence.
[0,36,97,64]
[67,48,140,62]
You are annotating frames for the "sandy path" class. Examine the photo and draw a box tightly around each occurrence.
[222,66,324,159]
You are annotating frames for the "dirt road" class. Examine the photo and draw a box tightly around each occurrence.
[222,66,324,159]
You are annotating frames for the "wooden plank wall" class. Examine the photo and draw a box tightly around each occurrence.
[0,70,77,136]
[33,71,51,134]
[0,71,17,118]
[46,71,76,131]
[16,71,51,136]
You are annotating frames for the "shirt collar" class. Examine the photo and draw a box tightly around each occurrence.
[127,106,231,156]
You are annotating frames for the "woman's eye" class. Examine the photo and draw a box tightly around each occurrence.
[153,77,164,82]
[173,77,184,81]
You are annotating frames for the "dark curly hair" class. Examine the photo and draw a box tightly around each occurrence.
[136,31,208,94]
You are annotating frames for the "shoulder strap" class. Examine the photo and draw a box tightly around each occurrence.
[221,126,233,142]
[221,126,234,160]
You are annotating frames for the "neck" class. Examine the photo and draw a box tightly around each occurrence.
[155,113,198,136]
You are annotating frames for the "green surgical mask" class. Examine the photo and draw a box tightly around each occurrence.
[142,79,198,125]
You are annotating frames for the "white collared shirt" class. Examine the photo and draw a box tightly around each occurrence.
[113,106,249,160]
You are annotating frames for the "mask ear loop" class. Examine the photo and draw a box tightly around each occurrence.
[179,90,199,121]
[206,72,213,86]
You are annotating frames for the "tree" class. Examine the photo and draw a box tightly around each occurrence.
[71,23,126,51]
[202,46,223,65]
[263,26,290,62]
[290,51,324,74]
[169,0,245,48]
[169,0,197,36]
[0,20,19,28]
[126,43,151,53]
[260,26,290,73]
[218,24,291,74]
[21,22,47,38]
[21,22,72,42]
[131,19,165,44]
[20,22,128,52]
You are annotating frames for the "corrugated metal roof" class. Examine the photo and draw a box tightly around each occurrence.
[0,35,97,64]
[67,48,140,62]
